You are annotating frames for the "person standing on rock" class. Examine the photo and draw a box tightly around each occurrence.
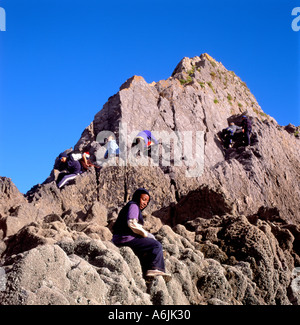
[112,188,171,281]
[241,115,252,146]
[56,152,83,189]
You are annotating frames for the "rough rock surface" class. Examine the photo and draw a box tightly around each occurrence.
[0,54,300,305]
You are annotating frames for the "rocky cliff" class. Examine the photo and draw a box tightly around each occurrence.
[0,54,300,305]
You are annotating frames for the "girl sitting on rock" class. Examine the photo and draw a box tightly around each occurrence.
[112,188,171,281]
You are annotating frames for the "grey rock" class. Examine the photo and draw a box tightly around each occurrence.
[1,54,300,305]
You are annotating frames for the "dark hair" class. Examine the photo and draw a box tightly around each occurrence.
[131,137,141,148]
[59,152,68,159]
[131,188,150,204]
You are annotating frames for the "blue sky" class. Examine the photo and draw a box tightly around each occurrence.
[0,0,299,193]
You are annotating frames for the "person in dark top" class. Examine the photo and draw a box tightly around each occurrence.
[241,115,252,146]
[56,152,83,189]
[222,122,243,148]
[112,188,171,281]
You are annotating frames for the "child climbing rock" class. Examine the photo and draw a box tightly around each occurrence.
[56,152,83,189]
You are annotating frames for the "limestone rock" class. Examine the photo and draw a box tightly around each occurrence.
[0,54,300,305]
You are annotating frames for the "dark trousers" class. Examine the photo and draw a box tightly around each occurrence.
[56,172,80,188]
[118,237,165,275]
[244,129,251,146]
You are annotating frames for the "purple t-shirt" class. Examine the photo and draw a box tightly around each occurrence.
[112,203,140,244]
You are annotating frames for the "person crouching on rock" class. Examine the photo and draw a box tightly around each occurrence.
[131,130,158,157]
[222,122,243,148]
[112,188,171,281]
[56,152,83,189]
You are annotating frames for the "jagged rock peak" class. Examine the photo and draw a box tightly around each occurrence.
[1,54,300,306]
[71,53,300,223]
[172,53,219,75]
[119,75,147,91]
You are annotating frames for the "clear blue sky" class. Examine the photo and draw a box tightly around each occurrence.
[0,0,299,193]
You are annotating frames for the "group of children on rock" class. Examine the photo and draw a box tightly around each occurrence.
[54,116,252,190]
[52,130,169,281]
[54,130,158,189]
[54,115,252,189]
[51,115,252,282]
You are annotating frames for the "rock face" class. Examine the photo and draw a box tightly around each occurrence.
[0,54,300,305]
